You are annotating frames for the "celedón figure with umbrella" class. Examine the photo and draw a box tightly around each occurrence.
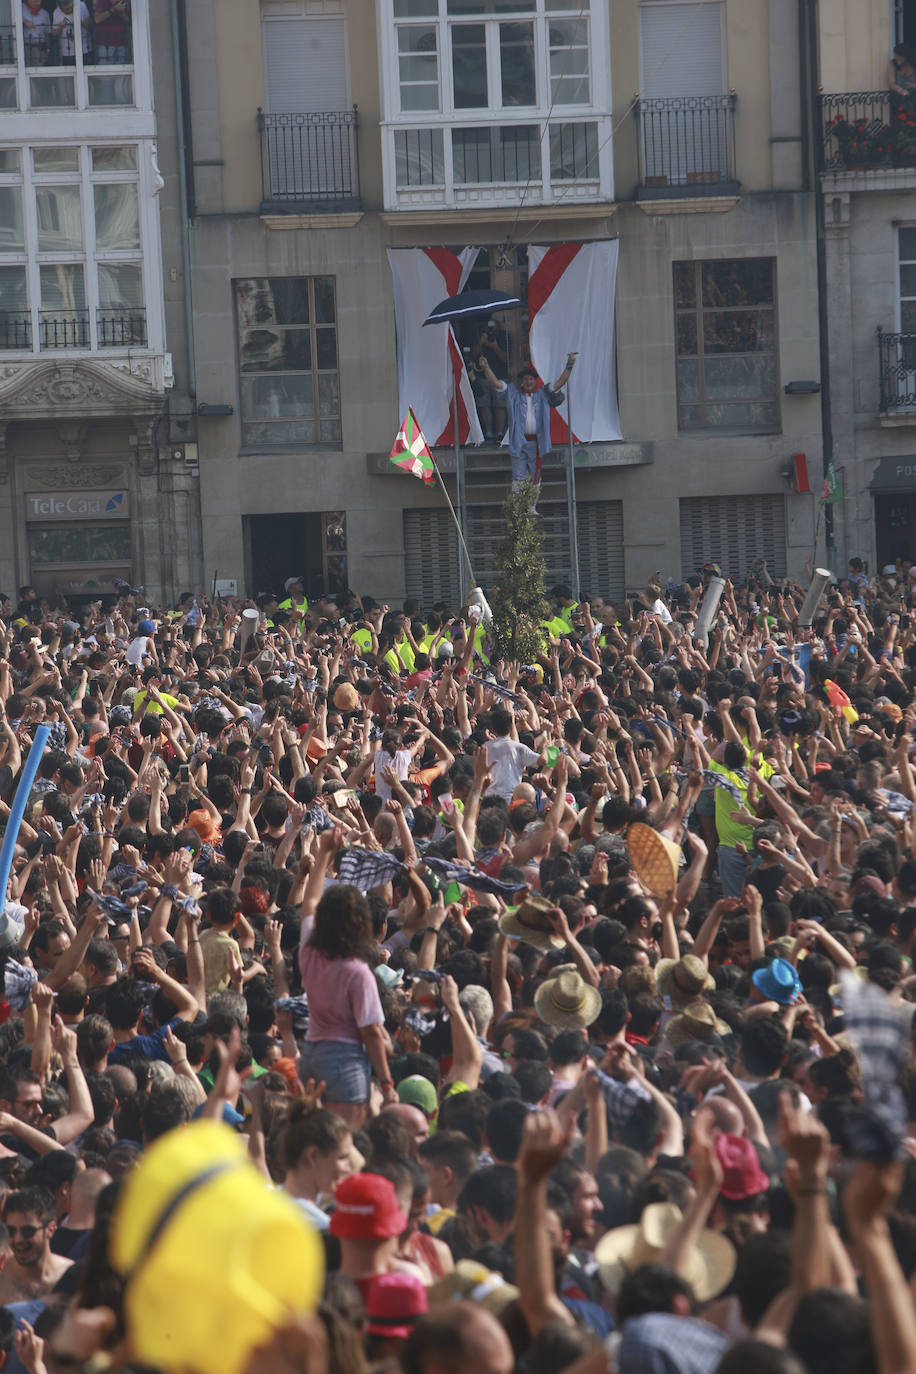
[424,282,579,515]
[475,349,577,501]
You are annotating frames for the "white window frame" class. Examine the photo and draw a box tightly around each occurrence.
[0,140,162,355]
[2,0,152,115]
[0,0,164,359]
[377,0,613,211]
[896,224,916,332]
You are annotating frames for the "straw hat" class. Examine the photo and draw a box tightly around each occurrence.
[333,682,360,712]
[665,999,730,1049]
[594,1202,735,1302]
[654,955,715,1009]
[498,895,566,951]
[110,1121,324,1374]
[534,966,602,1029]
[428,1260,519,1316]
[627,823,681,897]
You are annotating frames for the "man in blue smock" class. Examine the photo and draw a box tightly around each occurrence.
[477,351,577,500]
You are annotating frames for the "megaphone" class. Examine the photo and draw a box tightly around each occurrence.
[694,576,725,651]
[237,608,260,655]
[797,568,832,629]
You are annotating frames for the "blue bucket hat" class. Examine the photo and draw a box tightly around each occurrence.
[751,957,801,1005]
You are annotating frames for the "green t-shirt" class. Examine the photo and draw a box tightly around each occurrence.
[351,627,373,652]
[709,756,773,848]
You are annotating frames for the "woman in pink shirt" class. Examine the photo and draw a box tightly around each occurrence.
[299,849,397,1127]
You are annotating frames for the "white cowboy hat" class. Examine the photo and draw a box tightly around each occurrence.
[594,1202,735,1303]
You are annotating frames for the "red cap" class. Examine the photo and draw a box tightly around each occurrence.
[364,1272,428,1338]
[329,1173,408,1240]
[714,1134,769,1201]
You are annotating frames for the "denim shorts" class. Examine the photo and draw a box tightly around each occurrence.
[695,786,716,818]
[300,1039,371,1104]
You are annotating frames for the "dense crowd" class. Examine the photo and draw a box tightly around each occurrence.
[0,560,913,1374]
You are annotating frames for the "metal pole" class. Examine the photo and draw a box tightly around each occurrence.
[565,373,581,601]
[453,348,469,603]
[432,456,476,589]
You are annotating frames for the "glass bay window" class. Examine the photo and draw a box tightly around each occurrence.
[383,0,611,208]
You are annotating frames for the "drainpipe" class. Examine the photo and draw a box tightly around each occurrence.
[170,0,196,398]
[804,0,835,555]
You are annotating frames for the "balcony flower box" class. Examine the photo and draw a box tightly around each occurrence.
[829,114,893,168]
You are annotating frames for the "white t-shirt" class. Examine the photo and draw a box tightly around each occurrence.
[485,735,539,801]
[523,392,537,434]
[53,3,90,55]
[651,598,673,625]
[22,4,50,46]
[374,747,411,802]
[125,635,150,666]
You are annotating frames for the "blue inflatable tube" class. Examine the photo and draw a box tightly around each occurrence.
[0,724,50,916]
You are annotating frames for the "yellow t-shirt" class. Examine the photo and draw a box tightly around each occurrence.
[396,636,416,672]
[132,690,180,718]
[199,927,242,997]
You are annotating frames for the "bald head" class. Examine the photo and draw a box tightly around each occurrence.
[403,1303,514,1374]
[382,1102,430,1155]
[68,1167,113,1228]
[705,1096,743,1137]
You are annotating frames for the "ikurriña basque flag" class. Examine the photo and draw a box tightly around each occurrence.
[390,408,436,486]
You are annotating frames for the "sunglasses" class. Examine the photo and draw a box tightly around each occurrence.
[6,1223,47,1239]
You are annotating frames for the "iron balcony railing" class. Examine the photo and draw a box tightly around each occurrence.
[257,107,360,211]
[878,327,916,411]
[39,310,90,349]
[0,312,31,349]
[819,90,916,171]
[635,93,737,199]
[97,307,146,347]
[0,25,15,64]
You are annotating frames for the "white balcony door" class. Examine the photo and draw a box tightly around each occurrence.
[262,15,349,197]
[638,1,726,187]
[895,227,916,404]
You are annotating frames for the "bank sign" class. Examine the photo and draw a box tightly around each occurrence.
[26,490,129,521]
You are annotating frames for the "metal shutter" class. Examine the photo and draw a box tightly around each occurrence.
[403,508,460,610]
[639,2,725,97]
[679,494,787,581]
[466,504,580,590]
[577,500,625,603]
[262,16,348,114]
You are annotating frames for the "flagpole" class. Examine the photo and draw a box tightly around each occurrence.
[452,347,469,604]
[431,451,477,589]
[565,373,580,603]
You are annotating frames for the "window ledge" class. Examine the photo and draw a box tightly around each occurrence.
[677,426,782,438]
[238,445,344,456]
[379,202,615,228]
[366,440,652,475]
[260,212,364,230]
[821,168,916,193]
[879,409,916,427]
[636,194,740,216]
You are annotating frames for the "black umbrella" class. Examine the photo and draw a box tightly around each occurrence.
[423,287,521,325]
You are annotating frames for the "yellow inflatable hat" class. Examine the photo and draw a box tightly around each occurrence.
[110,1120,324,1374]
